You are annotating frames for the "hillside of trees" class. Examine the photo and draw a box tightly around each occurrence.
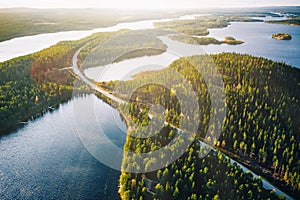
[116,53,300,199]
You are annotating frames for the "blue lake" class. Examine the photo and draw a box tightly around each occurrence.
[202,21,300,68]
[0,95,126,199]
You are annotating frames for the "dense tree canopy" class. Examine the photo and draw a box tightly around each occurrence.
[117,53,300,199]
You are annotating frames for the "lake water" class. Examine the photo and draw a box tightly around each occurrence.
[202,21,300,68]
[0,95,126,199]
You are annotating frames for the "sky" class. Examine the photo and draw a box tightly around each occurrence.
[0,0,299,9]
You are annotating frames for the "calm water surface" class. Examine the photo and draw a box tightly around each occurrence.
[0,95,126,199]
[203,21,300,67]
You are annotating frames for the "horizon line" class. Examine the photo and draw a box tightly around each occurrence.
[0,5,300,11]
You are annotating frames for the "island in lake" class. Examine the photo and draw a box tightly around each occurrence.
[168,34,244,45]
[272,33,292,40]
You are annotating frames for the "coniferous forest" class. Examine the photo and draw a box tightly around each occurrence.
[115,53,300,199]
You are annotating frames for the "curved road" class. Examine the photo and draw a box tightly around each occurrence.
[71,48,293,200]
[72,49,125,104]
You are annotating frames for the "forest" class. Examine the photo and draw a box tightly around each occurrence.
[119,125,283,200]
[115,53,300,199]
